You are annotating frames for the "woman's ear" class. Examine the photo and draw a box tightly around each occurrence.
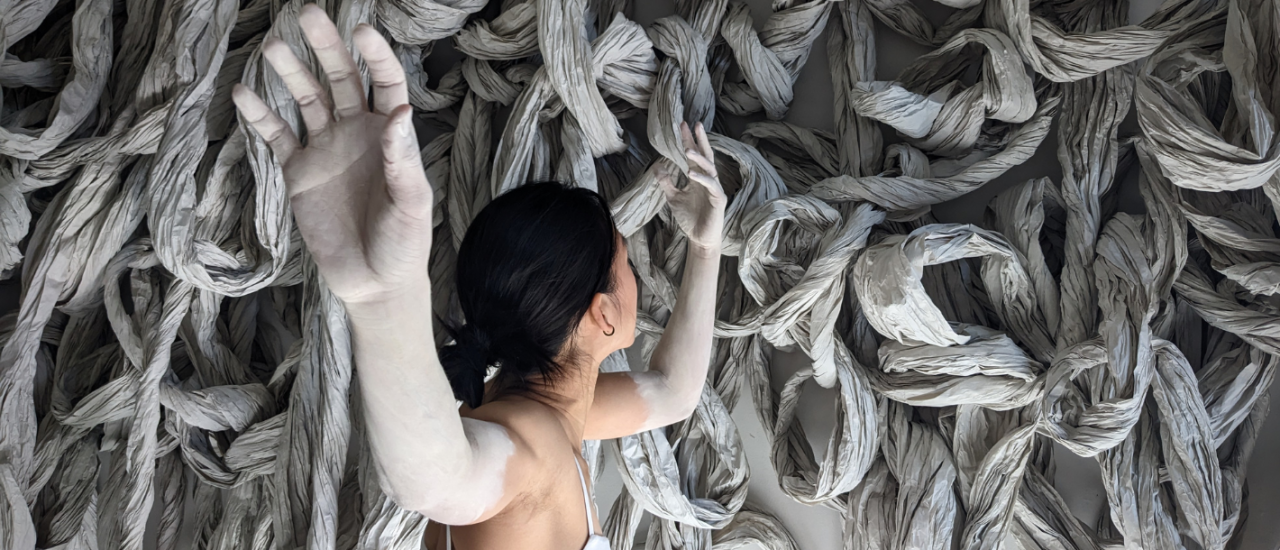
[587,292,612,334]
[587,292,621,336]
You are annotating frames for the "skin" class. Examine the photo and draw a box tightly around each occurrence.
[232,6,726,549]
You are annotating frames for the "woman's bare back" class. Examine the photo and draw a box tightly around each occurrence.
[422,396,605,550]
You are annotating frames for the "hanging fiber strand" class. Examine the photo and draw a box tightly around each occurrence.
[1,0,1278,548]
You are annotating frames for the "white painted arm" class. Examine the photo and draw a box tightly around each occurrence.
[347,292,537,525]
[585,122,725,440]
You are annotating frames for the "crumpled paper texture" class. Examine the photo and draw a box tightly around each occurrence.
[1,0,1278,548]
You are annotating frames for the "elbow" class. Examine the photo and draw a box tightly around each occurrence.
[636,370,703,428]
[376,466,435,513]
[379,471,487,525]
[671,388,701,422]
[650,392,698,429]
[380,478,430,513]
[372,455,465,514]
[659,375,702,424]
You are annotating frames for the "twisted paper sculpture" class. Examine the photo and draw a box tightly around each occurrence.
[1,0,1277,548]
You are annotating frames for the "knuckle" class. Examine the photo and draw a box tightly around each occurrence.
[263,125,289,143]
[366,51,398,71]
[373,77,406,90]
[384,144,421,169]
[383,158,404,178]
[294,91,325,108]
[393,189,433,218]
[247,110,272,126]
[327,66,357,84]
[386,158,423,183]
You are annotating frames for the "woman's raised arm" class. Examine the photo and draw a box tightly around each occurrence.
[585,123,726,440]
[232,5,537,523]
[643,123,726,417]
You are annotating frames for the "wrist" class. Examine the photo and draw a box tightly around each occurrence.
[343,281,434,325]
[689,240,721,260]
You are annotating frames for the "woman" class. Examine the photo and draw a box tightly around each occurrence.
[231,6,726,549]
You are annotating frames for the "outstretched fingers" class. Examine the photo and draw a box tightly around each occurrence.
[298,4,366,118]
[354,24,409,115]
[680,123,723,198]
[679,121,716,177]
[381,105,432,219]
[232,84,301,164]
[693,122,715,165]
[684,147,715,176]
[680,121,697,158]
[262,37,333,136]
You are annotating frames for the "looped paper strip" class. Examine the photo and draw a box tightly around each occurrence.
[2,0,1280,548]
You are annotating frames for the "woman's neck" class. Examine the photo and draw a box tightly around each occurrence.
[483,355,602,445]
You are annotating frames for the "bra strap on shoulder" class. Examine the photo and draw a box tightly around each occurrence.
[573,459,595,532]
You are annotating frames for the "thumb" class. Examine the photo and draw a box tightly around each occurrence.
[654,163,678,201]
[658,176,677,202]
[381,105,432,212]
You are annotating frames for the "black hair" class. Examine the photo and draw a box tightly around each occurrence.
[439,181,620,409]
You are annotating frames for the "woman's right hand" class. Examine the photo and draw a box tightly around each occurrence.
[657,122,727,254]
[233,5,433,307]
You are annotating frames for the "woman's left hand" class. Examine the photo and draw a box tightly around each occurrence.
[231,6,433,307]
[658,121,727,253]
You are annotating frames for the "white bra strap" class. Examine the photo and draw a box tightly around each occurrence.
[574,458,595,532]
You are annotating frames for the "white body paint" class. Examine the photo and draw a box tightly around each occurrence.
[455,417,516,523]
[628,371,675,431]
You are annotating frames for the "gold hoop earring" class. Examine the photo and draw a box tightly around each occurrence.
[604,326,615,337]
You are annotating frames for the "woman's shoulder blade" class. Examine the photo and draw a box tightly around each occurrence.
[464,397,572,466]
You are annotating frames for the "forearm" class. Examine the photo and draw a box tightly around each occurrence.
[647,242,721,414]
[344,283,471,507]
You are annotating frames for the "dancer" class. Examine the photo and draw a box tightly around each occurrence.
[231,5,726,549]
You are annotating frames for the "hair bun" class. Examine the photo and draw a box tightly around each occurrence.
[440,323,492,408]
[454,323,493,357]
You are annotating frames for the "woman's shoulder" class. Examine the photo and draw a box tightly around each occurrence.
[457,396,575,515]
[462,396,573,462]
